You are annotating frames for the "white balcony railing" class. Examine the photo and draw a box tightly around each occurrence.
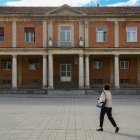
[48,40,84,47]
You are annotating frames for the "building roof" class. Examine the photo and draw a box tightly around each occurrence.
[0,6,140,16]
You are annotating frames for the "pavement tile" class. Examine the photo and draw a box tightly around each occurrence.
[0,95,140,140]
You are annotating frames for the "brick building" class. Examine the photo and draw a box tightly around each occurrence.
[0,4,140,90]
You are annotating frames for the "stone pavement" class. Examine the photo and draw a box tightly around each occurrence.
[0,94,140,140]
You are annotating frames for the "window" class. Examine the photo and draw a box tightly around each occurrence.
[93,79,103,84]
[96,27,107,42]
[1,80,11,85]
[60,26,72,47]
[25,27,35,43]
[93,61,103,69]
[29,79,38,85]
[29,59,39,70]
[126,27,137,42]
[120,79,129,84]
[120,60,129,69]
[1,60,12,70]
[0,27,4,42]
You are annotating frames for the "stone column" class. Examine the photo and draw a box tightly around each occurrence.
[85,55,90,88]
[110,57,114,85]
[79,54,84,88]
[84,20,89,47]
[12,55,17,89]
[115,21,119,48]
[12,21,16,47]
[137,56,140,84]
[48,54,54,89]
[18,57,22,87]
[114,54,120,88]
[43,21,47,48]
[42,55,47,89]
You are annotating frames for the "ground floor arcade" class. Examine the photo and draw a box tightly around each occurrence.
[0,53,139,89]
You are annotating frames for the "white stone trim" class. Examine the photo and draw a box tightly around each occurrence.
[84,20,89,47]
[12,21,16,47]
[48,20,53,45]
[12,55,17,89]
[79,54,84,88]
[18,57,22,86]
[110,57,114,85]
[58,23,74,47]
[137,56,140,84]
[114,54,120,88]
[42,55,47,88]
[48,54,54,88]
[79,21,84,43]
[43,21,47,48]
[115,21,119,47]
[85,55,90,88]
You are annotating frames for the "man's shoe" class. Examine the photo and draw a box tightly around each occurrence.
[96,128,103,131]
[115,127,119,133]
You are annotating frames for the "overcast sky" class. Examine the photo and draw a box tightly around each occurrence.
[0,0,140,7]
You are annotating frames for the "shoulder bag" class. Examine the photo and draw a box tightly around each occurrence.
[96,92,107,108]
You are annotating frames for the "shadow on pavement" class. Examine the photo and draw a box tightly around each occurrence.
[104,131,140,139]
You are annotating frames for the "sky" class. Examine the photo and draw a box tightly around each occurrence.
[0,0,140,7]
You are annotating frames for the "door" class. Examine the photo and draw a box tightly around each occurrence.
[60,64,71,81]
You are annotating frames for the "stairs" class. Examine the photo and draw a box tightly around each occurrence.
[54,81,78,90]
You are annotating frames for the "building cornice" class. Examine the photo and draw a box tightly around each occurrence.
[84,47,140,55]
[0,47,140,56]
[0,14,140,20]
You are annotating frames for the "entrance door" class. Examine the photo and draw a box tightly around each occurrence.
[60,64,71,81]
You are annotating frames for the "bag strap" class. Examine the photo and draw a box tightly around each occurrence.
[103,91,107,101]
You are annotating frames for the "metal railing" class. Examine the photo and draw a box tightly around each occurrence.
[48,40,84,48]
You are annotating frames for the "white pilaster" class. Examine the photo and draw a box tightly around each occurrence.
[48,20,53,41]
[79,21,84,39]
[43,21,47,48]
[115,21,119,47]
[79,54,84,88]
[12,21,16,47]
[48,54,54,88]
[114,54,120,88]
[12,55,17,89]
[84,20,89,47]
[85,55,90,88]
[42,55,47,89]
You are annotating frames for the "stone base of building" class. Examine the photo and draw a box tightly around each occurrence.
[0,89,47,94]
[47,89,85,95]
[0,88,140,95]
[86,88,140,95]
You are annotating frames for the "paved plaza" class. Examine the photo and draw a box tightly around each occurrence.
[0,94,140,140]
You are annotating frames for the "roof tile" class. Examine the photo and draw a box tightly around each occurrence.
[0,6,140,15]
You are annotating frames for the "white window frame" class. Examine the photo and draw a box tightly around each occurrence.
[93,61,103,69]
[1,60,12,70]
[60,26,72,47]
[96,27,107,42]
[61,26,71,41]
[126,27,137,42]
[120,60,129,69]
[29,60,39,70]
[25,30,35,43]
[59,24,74,47]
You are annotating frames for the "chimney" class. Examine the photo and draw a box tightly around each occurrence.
[97,4,100,7]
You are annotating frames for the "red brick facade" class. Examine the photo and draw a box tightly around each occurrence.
[16,21,43,48]
[0,5,140,89]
